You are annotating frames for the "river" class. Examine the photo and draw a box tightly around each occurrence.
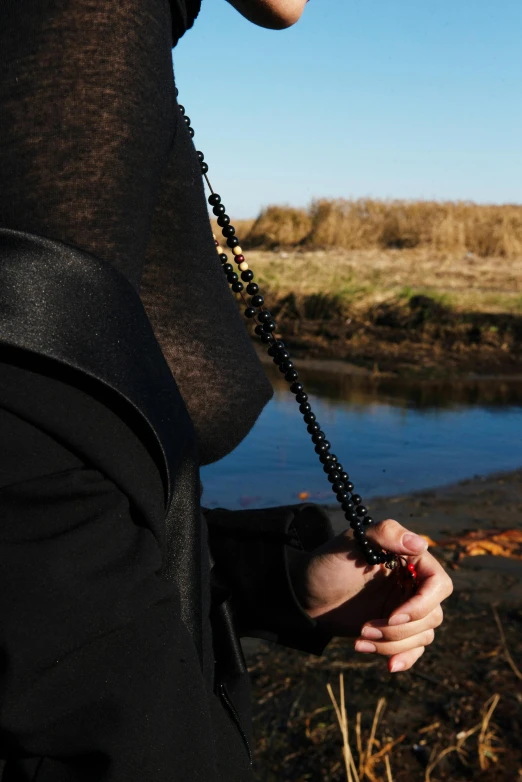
[201,364,522,510]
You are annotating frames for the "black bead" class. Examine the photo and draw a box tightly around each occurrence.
[296,392,308,404]
[197,150,204,161]
[329,454,338,463]
[353,528,365,541]
[226,236,239,248]
[319,453,334,464]
[352,494,362,506]
[322,441,331,451]
[223,263,234,274]
[201,162,209,174]
[188,127,194,137]
[281,361,294,373]
[290,382,302,394]
[307,423,320,434]
[367,552,380,566]
[261,332,274,343]
[340,472,349,483]
[311,431,325,444]
[222,225,236,238]
[365,516,374,525]
[277,350,290,362]
[254,324,264,335]
[219,253,228,263]
[336,491,349,503]
[231,281,244,293]
[209,194,221,205]
[258,311,272,323]
[246,283,259,295]
[342,500,355,512]
[251,295,264,307]
[303,412,316,424]
[345,481,354,492]
[357,506,367,516]
[267,345,278,357]
[217,215,230,227]
[213,204,226,216]
[263,320,277,333]
[178,103,184,112]
[285,369,299,381]
[326,462,339,474]
[245,307,256,318]
[314,443,329,455]
[328,472,341,484]
[241,270,254,282]
[345,510,358,522]
[183,115,191,125]
[332,481,345,493]
[227,272,238,284]
[299,402,311,414]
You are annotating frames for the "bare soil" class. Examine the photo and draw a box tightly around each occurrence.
[247,471,522,781]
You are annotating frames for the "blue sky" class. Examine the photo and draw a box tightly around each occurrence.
[173,0,521,217]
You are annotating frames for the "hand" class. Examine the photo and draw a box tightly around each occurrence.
[290,518,453,673]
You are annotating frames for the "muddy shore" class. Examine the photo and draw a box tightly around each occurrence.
[247,470,522,781]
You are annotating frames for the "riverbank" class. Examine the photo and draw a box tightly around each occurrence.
[242,247,522,378]
[247,469,522,781]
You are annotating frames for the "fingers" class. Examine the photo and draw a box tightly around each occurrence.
[388,645,425,673]
[354,605,443,670]
[361,605,444,645]
[387,551,453,625]
[365,518,430,557]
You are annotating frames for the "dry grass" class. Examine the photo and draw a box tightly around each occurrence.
[211,199,522,315]
[234,199,522,259]
[327,677,405,782]
[239,246,522,315]
[327,675,505,782]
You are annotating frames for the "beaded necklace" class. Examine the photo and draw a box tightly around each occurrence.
[177,93,417,585]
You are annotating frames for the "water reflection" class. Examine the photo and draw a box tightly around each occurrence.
[201,363,522,510]
[266,362,522,411]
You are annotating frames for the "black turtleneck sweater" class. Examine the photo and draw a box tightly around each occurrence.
[0,0,273,466]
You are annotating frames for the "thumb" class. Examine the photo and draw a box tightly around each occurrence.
[364,518,429,556]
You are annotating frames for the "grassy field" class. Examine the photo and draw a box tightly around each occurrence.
[212,200,522,376]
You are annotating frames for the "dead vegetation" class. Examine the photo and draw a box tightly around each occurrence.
[248,602,522,781]
[228,199,522,259]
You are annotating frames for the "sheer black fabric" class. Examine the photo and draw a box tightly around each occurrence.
[0,0,272,466]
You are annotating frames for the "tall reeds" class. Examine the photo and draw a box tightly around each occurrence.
[239,199,522,258]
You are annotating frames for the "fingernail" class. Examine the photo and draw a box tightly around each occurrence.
[388,613,411,626]
[355,640,376,653]
[390,660,405,673]
[402,533,428,553]
[361,626,383,640]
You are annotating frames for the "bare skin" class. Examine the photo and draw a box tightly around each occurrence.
[290,519,453,673]
[225,0,308,29]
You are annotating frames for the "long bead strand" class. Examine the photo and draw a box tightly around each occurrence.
[177,96,400,570]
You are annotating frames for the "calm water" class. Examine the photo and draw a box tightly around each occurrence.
[201,365,522,510]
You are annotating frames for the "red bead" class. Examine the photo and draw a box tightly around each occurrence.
[235,254,245,263]
[214,240,219,246]
[407,563,416,574]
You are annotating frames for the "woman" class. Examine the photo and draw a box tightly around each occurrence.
[0,1,452,779]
